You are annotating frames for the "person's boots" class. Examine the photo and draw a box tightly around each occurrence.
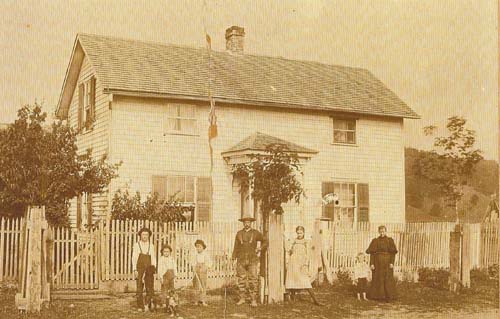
[250,299,258,307]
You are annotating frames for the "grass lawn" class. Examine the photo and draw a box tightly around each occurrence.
[0,273,498,319]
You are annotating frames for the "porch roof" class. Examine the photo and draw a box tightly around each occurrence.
[222,132,318,158]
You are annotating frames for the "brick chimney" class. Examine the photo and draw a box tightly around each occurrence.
[225,26,245,54]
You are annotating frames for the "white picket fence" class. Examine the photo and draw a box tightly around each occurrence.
[0,217,498,290]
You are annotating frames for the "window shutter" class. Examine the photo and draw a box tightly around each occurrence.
[78,83,84,132]
[86,193,93,227]
[152,176,167,200]
[322,182,335,220]
[357,184,369,222]
[196,177,212,222]
[76,194,82,229]
[89,77,96,125]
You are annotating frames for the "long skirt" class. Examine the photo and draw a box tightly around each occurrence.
[369,254,396,300]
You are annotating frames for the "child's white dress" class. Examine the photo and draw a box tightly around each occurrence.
[285,238,312,289]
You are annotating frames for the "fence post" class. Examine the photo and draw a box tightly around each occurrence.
[45,226,53,300]
[15,206,50,312]
[449,224,461,293]
[266,213,285,303]
[461,224,472,288]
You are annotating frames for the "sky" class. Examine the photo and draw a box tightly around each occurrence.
[0,0,498,159]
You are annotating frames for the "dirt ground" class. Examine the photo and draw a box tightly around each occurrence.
[0,279,498,319]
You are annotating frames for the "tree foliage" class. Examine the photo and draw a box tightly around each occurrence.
[414,116,483,219]
[0,103,120,226]
[231,144,305,216]
[111,190,190,223]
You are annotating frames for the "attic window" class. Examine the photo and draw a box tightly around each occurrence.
[166,104,197,135]
[332,119,356,144]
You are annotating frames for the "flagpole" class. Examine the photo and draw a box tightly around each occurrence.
[202,0,217,226]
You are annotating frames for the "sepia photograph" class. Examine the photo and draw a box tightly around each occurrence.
[0,1,499,318]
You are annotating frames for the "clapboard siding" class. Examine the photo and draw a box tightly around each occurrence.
[67,56,110,227]
[108,96,405,232]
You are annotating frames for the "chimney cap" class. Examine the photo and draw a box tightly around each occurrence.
[225,26,245,39]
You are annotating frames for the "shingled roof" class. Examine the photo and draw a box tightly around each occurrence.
[56,33,419,119]
[222,132,318,156]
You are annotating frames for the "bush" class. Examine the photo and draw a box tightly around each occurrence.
[111,190,191,223]
[429,203,442,217]
[335,268,352,286]
[418,267,450,289]
[487,264,499,280]
[470,268,491,283]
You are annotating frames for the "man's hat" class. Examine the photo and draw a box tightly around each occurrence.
[138,227,152,237]
[238,211,256,222]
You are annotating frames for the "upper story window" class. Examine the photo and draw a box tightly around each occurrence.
[166,104,197,135]
[78,77,96,132]
[332,119,356,144]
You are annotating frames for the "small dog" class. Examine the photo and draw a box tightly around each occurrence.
[165,289,179,317]
[146,294,163,312]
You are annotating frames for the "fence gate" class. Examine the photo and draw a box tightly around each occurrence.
[51,226,99,290]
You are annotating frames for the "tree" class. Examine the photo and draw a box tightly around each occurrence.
[231,143,305,303]
[231,143,305,218]
[415,116,483,222]
[429,203,442,217]
[0,103,120,226]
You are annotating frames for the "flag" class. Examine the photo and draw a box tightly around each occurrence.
[206,33,212,50]
[208,96,218,140]
[206,32,217,140]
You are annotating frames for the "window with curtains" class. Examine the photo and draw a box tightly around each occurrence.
[152,175,211,222]
[78,77,96,132]
[332,118,356,144]
[321,182,369,222]
[165,104,197,135]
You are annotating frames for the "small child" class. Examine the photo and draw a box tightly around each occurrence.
[191,239,212,306]
[158,244,176,307]
[353,252,370,301]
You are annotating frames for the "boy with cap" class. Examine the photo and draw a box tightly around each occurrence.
[132,227,156,311]
[232,215,267,307]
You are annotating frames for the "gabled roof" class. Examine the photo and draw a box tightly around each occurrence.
[222,132,318,156]
[56,33,420,119]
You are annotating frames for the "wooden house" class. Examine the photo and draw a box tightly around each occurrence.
[56,26,419,231]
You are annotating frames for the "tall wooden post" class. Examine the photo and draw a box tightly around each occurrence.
[461,224,472,288]
[15,206,50,312]
[497,0,500,306]
[449,224,461,293]
[266,212,285,303]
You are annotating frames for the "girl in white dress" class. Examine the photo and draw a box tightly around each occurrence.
[285,226,322,306]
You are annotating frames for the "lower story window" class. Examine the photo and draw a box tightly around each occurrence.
[152,175,212,222]
[322,182,369,222]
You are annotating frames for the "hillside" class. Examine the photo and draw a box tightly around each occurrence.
[405,148,498,222]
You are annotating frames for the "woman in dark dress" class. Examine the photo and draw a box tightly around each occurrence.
[366,225,398,301]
